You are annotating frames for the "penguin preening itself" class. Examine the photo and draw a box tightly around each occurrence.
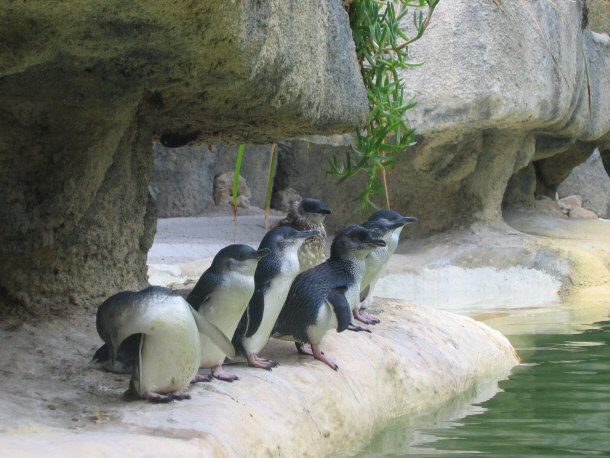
[187,244,270,382]
[355,211,418,325]
[233,226,320,370]
[272,224,386,370]
[92,286,234,402]
[271,198,332,271]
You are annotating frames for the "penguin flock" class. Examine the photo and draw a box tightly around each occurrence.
[92,198,417,402]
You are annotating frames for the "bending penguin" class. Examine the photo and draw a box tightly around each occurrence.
[92,286,234,402]
[187,244,270,382]
[233,226,320,370]
[355,210,418,325]
[272,224,386,370]
[271,198,332,271]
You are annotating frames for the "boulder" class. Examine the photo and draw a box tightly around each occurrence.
[558,149,610,218]
[0,299,518,456]
[0,0,368,315]
[268,0,610,234]
[213,171,252,208]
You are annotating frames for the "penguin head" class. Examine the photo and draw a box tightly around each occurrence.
[260,226,320,253]
[367,210,418,227]
[363,215,417,241]
[211,244,271,275]
[297,198,332,224]
[330,224,386,260]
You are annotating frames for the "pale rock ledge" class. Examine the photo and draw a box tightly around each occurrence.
[0,299,518,457]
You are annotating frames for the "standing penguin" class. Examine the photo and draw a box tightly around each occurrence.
[272,225,386,370]
[187,244,270,382]
[233,226,320,370]
[92,286,234,402]
[355,211,418,324]
[272,198,332,271]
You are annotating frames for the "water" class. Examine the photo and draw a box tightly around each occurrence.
[334,287,610,457]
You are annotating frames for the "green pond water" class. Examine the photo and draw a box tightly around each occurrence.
[336,297,610,457]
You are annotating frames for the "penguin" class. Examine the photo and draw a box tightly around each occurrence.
[271,198,332,271]
[355,211,418,324]
[232,226,320,370]
[272,224,386,370]
[92,286,234,402]
[187,244,270,382]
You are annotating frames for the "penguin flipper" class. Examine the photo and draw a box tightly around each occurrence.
[326,287,352,333]
[190,306,236,359]
[245,281,270,338]
[359,284,370,303]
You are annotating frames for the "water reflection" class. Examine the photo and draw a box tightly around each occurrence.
[335,315,610,457]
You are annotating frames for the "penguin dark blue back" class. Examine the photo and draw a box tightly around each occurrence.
[233,226,319,370]
[272,224,385,370]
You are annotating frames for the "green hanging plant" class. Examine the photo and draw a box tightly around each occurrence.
[232,144,246,241]
[328,0,439,213]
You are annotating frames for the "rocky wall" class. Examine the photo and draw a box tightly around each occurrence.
[0,0,368,315]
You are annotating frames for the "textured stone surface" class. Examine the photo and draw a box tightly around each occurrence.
[264,0,610,235]
[0,299,518,457]
[0,0,368,315]
[558,149,610,218]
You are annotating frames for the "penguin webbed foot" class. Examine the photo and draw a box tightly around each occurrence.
[144,391,191,403]
[311,344,338,371]
[295,342,320,356]
[353,308,380,325]
[211,365,240,382]
[191,373,213,384]
[347,322,372,333]
[246,354,279,370]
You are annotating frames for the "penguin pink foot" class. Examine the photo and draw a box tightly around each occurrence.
[347,321,372,333]
[246,353,279,370]
[311,344,338,371]
[295,342,314,356]
[353,308,380,325]
[211,365,239,382]
[144,391,191,403]
[191,373,213,383]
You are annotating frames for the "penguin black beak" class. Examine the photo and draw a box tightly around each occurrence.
[296,229,320,239]
[255,248,271,259]
[369,238,386,247]
[401,216,418,224]
[317,208,332,215]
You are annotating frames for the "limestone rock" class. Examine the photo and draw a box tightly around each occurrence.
[534,196,567,219]
[270,0,610,235]
[0,0,368,315]
[569,206,599,219]
[558,149,610,218]
[0,299,518,456]
[271,187,302,212]
[213,171,252,208]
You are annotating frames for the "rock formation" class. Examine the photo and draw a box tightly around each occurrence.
[0,1,368,315]
[267,0,610,233]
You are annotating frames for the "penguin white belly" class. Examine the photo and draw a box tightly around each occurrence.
[242,273,295,355]
[387,228,403,255]
[307,300,338,344]
[135,304,201,396]
[198,272,254,368]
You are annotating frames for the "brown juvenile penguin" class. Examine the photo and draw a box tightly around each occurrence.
[271,198,332,272]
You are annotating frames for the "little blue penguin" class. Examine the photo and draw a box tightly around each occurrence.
[272,224,386,370]
[92,286,234,402]
[187,244,270,382]
[272,198,332,271]
[355,211,418,324]
[232,226,320,370]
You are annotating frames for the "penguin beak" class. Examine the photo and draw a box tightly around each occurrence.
[255,248,271,259]
[401,216,418,225]
[369,238,386,247]
[316,208,332,215]
[296,229,320,239]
